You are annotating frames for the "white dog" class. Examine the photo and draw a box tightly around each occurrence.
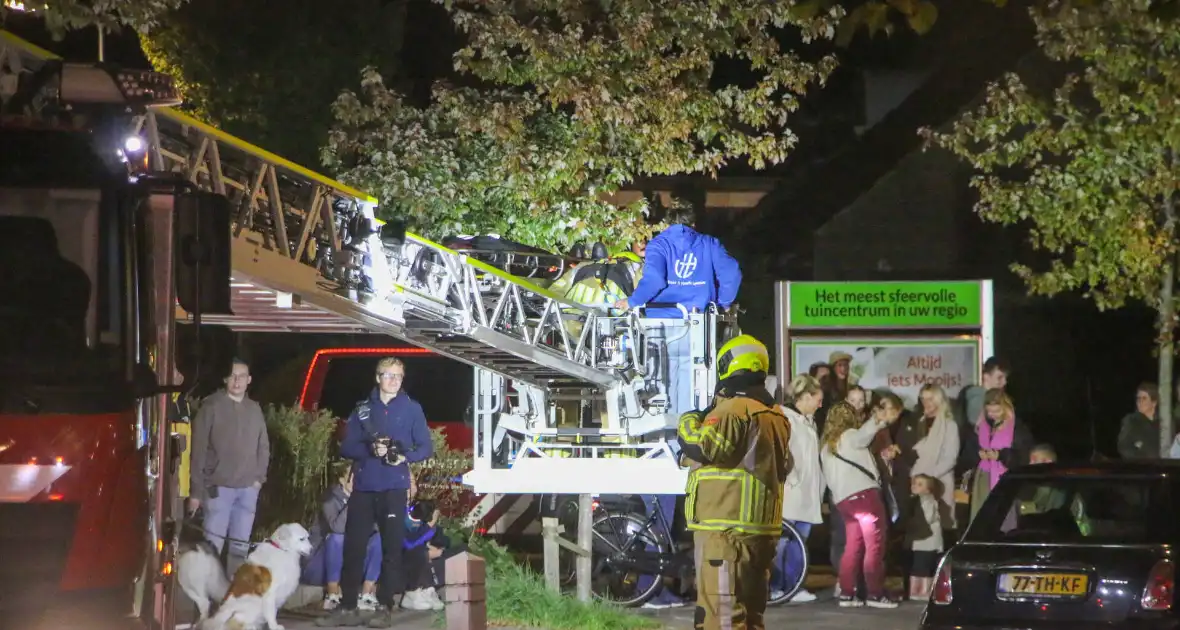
[177,540,231,622]
[190,523,313,630]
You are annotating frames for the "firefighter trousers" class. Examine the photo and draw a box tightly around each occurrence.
[693,529,776,630]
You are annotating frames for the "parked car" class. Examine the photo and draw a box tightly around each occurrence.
[920,460,1178,629]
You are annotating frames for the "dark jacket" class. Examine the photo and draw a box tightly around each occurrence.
[1118,411,1161,459]
[960,416,1036,472]
[340,388,433,492]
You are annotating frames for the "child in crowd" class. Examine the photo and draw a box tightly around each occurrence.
[302,463,383,611]
[906,474,944,599]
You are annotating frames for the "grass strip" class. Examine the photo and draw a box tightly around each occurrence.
[439,535,662,630]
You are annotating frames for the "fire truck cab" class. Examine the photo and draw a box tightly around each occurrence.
[0,49,229,628]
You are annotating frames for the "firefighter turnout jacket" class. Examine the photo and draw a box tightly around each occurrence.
[677,387,793,536]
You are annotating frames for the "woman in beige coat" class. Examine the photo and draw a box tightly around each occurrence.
[772,374,826,603]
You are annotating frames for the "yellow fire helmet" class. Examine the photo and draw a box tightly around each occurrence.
[717,334,770,381]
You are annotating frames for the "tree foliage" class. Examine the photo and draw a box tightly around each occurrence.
[326,0,842,249]
[141,0,405,168]
[924,0,1180,309]
[2,0,188,36]
[446,0,841,176]
[323,72,655,250]
[924,0,1180,447]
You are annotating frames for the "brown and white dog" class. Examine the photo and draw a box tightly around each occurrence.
[191,523,313,630]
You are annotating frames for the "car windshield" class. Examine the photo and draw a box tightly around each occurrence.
[0,131,133,409]
[964,474,1173,545]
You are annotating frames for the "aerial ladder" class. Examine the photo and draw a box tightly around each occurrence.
[0,28,731,507]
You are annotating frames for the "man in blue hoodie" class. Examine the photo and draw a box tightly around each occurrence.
[612,207,741,610]
[614,207,742,414]
[317,357,434,628]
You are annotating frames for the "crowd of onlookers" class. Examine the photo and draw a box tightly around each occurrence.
[774,354,1061,608]
[181,348,1177,615]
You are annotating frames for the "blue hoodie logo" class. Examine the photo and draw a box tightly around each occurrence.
[674,253,698,279]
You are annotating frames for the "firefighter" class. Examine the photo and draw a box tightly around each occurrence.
[677,334,792,630]
[549,242,645,310]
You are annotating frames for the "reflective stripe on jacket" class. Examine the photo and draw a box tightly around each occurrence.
[678,394,792,536]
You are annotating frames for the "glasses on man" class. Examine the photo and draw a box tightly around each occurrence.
[379,373,405,382]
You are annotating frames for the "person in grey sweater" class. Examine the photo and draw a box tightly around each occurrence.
[187,358,270,574]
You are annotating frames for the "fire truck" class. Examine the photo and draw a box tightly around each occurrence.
[0,24,734,627]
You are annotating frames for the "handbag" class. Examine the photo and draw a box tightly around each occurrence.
[833,452,901,524]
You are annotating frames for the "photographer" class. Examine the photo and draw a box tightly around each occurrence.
[318,357,433,629]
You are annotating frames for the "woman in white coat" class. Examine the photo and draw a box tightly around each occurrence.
[770,374,825,603]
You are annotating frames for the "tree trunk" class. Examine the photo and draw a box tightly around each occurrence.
[1159,194,1177,457]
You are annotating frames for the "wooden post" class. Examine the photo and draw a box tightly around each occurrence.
[576,494,593,602]
[541,517,562,594]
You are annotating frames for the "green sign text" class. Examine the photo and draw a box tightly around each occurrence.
[787,281,983,328]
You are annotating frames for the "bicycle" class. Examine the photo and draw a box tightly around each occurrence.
[581,496,808,607]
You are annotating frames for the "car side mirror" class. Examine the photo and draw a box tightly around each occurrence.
[175,191,232,315]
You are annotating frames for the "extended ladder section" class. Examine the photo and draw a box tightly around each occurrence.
[1,31,734,494]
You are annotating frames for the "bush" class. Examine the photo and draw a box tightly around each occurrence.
[410,427,474,520]
[254,404,337,537]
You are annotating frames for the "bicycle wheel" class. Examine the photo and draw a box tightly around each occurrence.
[586,512,670,607]
[767,519,809,605]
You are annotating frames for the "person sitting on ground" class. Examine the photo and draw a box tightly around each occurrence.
[401,498,445,611]
[302,464,383,611]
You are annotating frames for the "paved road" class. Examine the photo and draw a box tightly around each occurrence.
[275,596,926,630]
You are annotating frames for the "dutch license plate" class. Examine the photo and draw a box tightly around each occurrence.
[998,572,1089,598]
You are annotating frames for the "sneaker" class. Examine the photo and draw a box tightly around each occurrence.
[837,594,864,608]
[641,601,689,613]
[789,589,818,603]
[769,589,786,601]
[322,593,342,611]
[366,606,397,628]
[833,583,842,598]
[865,596,899,609]
[421,587,445,611]
[314,608,367,627]
[402,589,435,611]
[357,593,379,611]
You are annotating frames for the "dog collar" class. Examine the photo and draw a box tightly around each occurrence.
[268,539,284,551]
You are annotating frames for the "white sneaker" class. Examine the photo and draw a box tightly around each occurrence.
[402,589,435,611]
[641,601,684,610]
[833,583,842,598]
[322,593,341,611]
[421,587,445,611]
[357,593,379,611]
[789,589,817,603]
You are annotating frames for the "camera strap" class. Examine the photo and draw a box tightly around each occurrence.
[355,400,376,438]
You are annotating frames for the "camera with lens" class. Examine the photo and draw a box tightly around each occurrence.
[371,436,407,466]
